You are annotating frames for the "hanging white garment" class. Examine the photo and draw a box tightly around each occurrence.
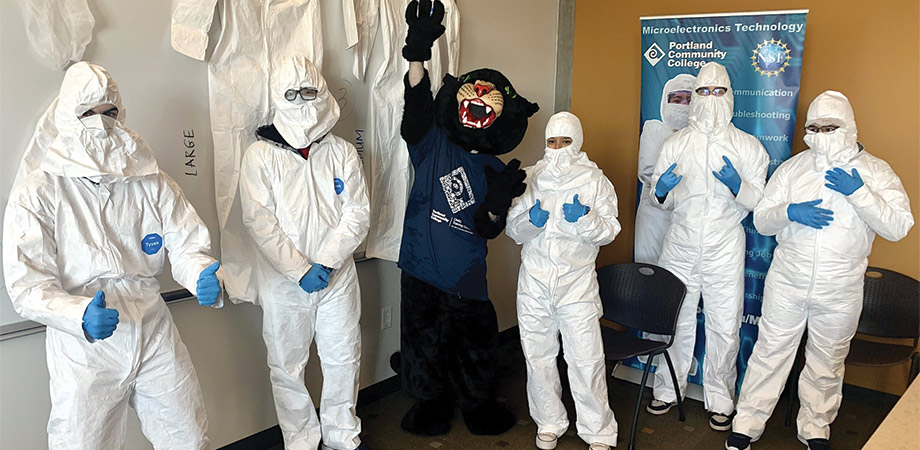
[363,0,460,261]
[18,0,95,69]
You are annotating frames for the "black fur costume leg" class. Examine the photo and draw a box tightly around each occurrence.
[399,272,514,435]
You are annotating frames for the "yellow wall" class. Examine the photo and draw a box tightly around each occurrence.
[572,0,919,395]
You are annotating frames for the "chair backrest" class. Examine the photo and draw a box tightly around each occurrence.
[597,263,687,336]
[858,267,920,339]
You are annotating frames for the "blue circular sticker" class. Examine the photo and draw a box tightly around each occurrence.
[142,233,163,255]
[334,178,345,195]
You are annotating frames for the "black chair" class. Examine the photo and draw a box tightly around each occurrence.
[598,263,687,450]
[785,266,920,426]
[846,267,920,379]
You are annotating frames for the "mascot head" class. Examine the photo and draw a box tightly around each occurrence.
[435,68,539,155]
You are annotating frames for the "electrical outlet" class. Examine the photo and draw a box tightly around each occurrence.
[382,306,392,330]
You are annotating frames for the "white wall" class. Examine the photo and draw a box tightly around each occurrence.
[0,0,560,447]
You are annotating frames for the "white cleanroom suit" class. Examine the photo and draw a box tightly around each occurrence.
[240,56,370,450]
[170,0,377,302]
[635,73,695,264]
[364,0,460,261]
[733,91,914,443]
[649,62,770,416]
[506,112,620,447]
[3,62,217,450]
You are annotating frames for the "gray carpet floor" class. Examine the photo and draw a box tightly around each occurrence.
[269,338,895,450]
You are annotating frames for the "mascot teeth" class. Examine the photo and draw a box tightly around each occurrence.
[458,98,497,129]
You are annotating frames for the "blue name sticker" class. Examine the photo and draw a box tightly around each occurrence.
[334,178,345,195]
[142,233,163,255]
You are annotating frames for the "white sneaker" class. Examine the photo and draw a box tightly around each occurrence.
[646,399,675,415]
[588,443,610,450]
[536,432,558,450]
[709,411,734,432]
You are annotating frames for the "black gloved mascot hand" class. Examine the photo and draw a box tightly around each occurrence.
[484,159,527,214]
[474,159,527,239]
[403,0,446,62]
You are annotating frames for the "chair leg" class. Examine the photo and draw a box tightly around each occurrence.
[784,365,796,427]
[662,351,686,421]
[910,353,919,383]
[629,359,654,450]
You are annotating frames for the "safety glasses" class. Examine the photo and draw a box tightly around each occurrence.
[695,87,728,97]
[284,87,318,102]
[805,124,840,134]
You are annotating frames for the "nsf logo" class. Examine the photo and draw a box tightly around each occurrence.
[644,43,665,66]
[751,39,791,76]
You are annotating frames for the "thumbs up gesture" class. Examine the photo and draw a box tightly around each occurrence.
[529,199,549,228]
[82,290,119,341]
[196,261,222,306]
[563,194,590,223]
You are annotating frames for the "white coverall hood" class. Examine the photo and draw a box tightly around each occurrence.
[661,74,695,130]
[689,62,734,134]
[803,90,860,169]
[536,112,598,189]
[271,55,341,149]
[41,62,158,181]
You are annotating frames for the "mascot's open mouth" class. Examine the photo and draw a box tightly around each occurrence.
[459,98,497,129]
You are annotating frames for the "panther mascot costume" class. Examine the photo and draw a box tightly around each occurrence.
[395,0,539,437]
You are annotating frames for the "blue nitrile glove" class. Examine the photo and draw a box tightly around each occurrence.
[712,155,742,195]
[529,199,549,227]
[563,194,591,223]
[825,168,863,196]
[82,290,118,340]
[196,261,221,306]
[299,263,332,293]
[787,199,834,229]
[655,162,683,199]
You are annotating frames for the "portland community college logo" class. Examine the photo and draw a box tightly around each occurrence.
[644,42,665,66]
[751,39,791,76]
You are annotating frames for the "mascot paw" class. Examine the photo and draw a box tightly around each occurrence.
[462,401,516,435]
[483,159,527,213]
[401,400,453,436]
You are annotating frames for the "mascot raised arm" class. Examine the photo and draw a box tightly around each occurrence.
[395,0,539,438]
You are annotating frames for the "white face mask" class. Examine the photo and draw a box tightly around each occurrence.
[80,114,115,137]
[75,114,133,170]
[804,128,856,169]
[663,103,690,130]
[689,95,732,134]
[273,93,340,149]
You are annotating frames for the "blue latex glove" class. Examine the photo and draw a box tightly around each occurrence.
[529,199,549,227]
[299,263,332,293]
[655,163,683,199]
[562,194,590,223]
[787,199,834,229]
[82,290,118,340]
[196,261,221,306]
[825,168,863,196]
[712,155,742,196]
